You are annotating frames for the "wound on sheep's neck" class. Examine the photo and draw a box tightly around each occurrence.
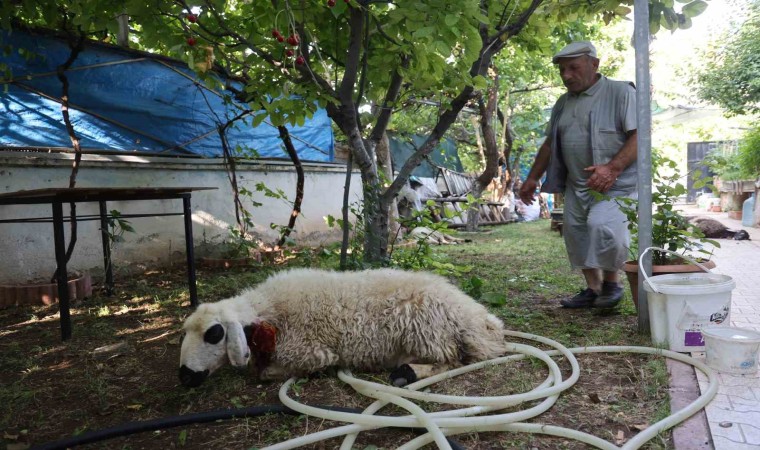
[246,321,277,374]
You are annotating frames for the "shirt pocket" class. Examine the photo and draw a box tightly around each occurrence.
[597,128,622,152]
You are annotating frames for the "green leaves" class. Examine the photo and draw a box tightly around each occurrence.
[649,0,708,33]
[472,75,488,91]
[694,1,760,116]
[681,0,708,18]
[613,154,720,265]
[106,210,135,244]
[413,26,436,39]
[736,126,760,179]
[678,15,693,30]
[481,291,508,306]
[461,275,484,298]
[178,429,188,446]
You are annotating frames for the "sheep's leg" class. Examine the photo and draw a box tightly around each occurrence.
[389,363,453,387]
[258,362,292,381]
[408,363,453,378]
[260,343,340,381]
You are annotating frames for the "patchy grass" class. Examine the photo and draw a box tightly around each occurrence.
[0,220,673,449]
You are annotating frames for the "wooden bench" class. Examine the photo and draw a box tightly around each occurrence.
[429,168,514,228]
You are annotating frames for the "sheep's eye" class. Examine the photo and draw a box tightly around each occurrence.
[204,324,225,344]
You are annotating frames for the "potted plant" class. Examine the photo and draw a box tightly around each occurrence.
[615,155,721,309]
[702,146,747,217]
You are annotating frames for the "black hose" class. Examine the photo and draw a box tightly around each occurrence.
[32,404,330,450]
[442,435,467,450]
[32,404,466,450]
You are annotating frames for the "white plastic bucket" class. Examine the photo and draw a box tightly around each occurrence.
[702,327,760,374]
[640,248,735,352]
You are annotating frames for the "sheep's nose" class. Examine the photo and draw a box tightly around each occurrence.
[179,365,209,387]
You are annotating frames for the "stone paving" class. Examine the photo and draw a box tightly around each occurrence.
[677,205,760,450]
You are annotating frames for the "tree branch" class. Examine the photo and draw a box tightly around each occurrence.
[339,7,364,105]
[493,0,544,43]
[276,126,305,250]
[382,85,475,203]
[368,55,408,146]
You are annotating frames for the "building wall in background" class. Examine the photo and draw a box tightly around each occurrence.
[0,152,360,283]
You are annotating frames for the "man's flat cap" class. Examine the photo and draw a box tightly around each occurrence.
[552,41,597,63]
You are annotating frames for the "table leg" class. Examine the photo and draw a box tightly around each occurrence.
[52,201,72,341]
[99,201,114,295]
[183,196,198,307]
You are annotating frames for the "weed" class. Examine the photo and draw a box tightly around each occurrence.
[96,305,111,317]
[83,368,111,412]
[266,415,304,443]
[178,429,188,446]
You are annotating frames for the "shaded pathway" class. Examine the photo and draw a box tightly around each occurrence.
[677,205,760,449]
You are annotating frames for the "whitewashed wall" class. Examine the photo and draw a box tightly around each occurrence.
[0,151,361,284]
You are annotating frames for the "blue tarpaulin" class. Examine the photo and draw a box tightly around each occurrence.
[388,134,463,178]
[0,30,334,161]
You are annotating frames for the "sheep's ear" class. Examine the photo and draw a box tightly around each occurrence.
[225,321,251,368]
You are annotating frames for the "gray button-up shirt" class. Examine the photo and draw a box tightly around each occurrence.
[541,75,638,194]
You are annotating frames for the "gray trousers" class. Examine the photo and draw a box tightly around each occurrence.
[563,188,634,272]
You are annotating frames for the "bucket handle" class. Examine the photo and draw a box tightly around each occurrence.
[638,247,714,294]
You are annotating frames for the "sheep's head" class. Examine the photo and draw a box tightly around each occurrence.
[178,301,253,387]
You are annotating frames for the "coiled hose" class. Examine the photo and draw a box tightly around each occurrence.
[34,330,717,450]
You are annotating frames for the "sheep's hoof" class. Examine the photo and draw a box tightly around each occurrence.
[390,364,417,387]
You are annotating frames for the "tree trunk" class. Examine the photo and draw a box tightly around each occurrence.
[340,152,353,270]
[327,105,388,265]
[466,179,487,231]
[276,126,305,249]
[471,115,486,167]
[466,69,501,232]
[51,33,85,283]
[375,132,401,241]
[498,106,514,195]
[362,184,391,265]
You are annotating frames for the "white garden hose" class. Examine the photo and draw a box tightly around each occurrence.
[262,330,718,450]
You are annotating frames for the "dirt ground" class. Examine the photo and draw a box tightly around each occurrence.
[0,263,671,450]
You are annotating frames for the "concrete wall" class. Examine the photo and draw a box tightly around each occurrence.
[0,151,361,284]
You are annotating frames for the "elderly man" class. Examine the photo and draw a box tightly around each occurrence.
[518,41,638,309]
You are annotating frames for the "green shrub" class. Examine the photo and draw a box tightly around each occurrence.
[613,154,719,265]
[737,126,760,179]
[703,150,743,181]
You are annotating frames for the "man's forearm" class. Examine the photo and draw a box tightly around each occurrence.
[608,130,637,173]
[526,139,552,182]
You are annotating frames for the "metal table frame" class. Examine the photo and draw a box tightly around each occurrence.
[0,187,216,340]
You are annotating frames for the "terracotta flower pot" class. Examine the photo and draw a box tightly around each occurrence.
[728,210,742,220]
[623,259,716,311]
[0,273,92,308]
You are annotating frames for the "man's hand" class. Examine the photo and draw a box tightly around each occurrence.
[584,163,620,193]
[518,178,539,205]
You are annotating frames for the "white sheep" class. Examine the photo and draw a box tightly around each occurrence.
[179,268,507,387]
